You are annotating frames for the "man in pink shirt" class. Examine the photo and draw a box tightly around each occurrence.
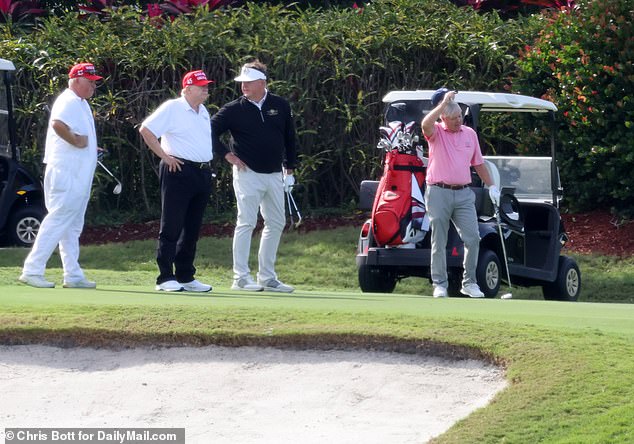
[422,88,500,298]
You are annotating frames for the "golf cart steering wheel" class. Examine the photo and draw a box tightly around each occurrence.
[499,192,524,231]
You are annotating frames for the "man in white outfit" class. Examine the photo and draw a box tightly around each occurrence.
[19,62,102,288]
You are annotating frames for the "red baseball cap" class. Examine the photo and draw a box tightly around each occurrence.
[182,70,214,89]
[68,63,103,81]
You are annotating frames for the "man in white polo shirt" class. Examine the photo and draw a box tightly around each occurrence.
[19,62,102,289]
[139,70,214,292]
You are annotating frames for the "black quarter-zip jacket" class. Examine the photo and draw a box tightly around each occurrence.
[211,93,298,173]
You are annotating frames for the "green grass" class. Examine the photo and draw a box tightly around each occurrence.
[2,226,633,301]
[1,227,634,442]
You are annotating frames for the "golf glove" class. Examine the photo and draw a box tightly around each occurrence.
[489,185,501,206]
[283,174,295,193]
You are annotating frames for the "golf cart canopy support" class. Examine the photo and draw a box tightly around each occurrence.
[1,58,18,161]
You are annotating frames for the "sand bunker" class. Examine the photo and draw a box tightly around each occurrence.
[0,345,506,443]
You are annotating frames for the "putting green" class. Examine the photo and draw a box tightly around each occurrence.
[2,285,633,338]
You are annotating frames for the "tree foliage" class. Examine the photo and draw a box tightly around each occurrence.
[4,0,629,220]
[3,0,521,221]
[513,0,634,215]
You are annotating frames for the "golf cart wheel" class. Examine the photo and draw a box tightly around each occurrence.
[476,249,501,298]
[9,206,45,247]
[542,255,581,301]
[358,265,397,293]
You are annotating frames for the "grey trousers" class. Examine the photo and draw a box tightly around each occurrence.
[424,185,480,289]
[232,166,286,283]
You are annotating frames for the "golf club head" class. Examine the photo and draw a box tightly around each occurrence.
[399,132,412,148]
[98,160,123,195]
[286,190,302,229]
[285,190,295,230]
[379,126,392,139]
[290,209,302,229]
[391,130,403,149]
[403,121,415,134]
[382,121,402,147]
[377,139,391,151]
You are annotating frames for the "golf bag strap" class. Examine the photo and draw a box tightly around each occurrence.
[393,165,426,173]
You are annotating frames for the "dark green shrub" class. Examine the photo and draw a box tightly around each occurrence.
[513,0,634,215]
[2,0,524,221]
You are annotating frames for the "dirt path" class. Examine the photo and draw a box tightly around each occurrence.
[0,345,505,443]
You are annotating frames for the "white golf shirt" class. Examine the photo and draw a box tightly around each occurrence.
[21,87,98,282]
[140,96,212,162]
[44,88,98,193]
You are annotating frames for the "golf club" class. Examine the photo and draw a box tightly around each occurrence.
[285,187,302,229]
[495,204,513,299]
[97,160,122,195]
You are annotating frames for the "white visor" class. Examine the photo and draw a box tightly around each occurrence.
[234,66,267,82]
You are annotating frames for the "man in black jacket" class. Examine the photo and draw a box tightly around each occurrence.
[212,60,298,293]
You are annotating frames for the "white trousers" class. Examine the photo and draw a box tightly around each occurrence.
[232,167,286,282]
[22,165,91,282]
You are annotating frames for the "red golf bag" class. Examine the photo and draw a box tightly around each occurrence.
[371,149,427,246]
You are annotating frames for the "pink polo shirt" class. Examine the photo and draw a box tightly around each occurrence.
[425,121,483,185]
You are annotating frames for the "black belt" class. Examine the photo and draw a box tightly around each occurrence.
[431,183,469,190]
[174,157,212,170]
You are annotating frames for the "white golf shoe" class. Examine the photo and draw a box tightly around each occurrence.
[19,274,55,288]
[460,283,485,298]
[180,279,212,292]
[63,279,96,288]
[155,280,184,292]
[232,276,263,292]
[258,278,294,293]
[433,286,448,298]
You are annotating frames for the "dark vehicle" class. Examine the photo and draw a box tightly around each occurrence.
[0,58,45,247]
[356,91,581,301]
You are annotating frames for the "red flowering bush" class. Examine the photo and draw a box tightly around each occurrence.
[1,0,240,23]
[0,0,45,23]
[514,0,634,215]
[450,0,576,17]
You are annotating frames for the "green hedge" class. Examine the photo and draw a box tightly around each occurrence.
[513,0,634,216]
[2,0,530,221]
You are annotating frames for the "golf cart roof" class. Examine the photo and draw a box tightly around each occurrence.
[383,90,557,113]
[0,59,16,71]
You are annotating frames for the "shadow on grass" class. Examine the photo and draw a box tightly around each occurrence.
[95,288,380,302]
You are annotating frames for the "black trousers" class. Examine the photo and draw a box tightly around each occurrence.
[156,161,212,284]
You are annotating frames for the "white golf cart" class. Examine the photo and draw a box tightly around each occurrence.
[0,58,46,246]
[356,90,581,301]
